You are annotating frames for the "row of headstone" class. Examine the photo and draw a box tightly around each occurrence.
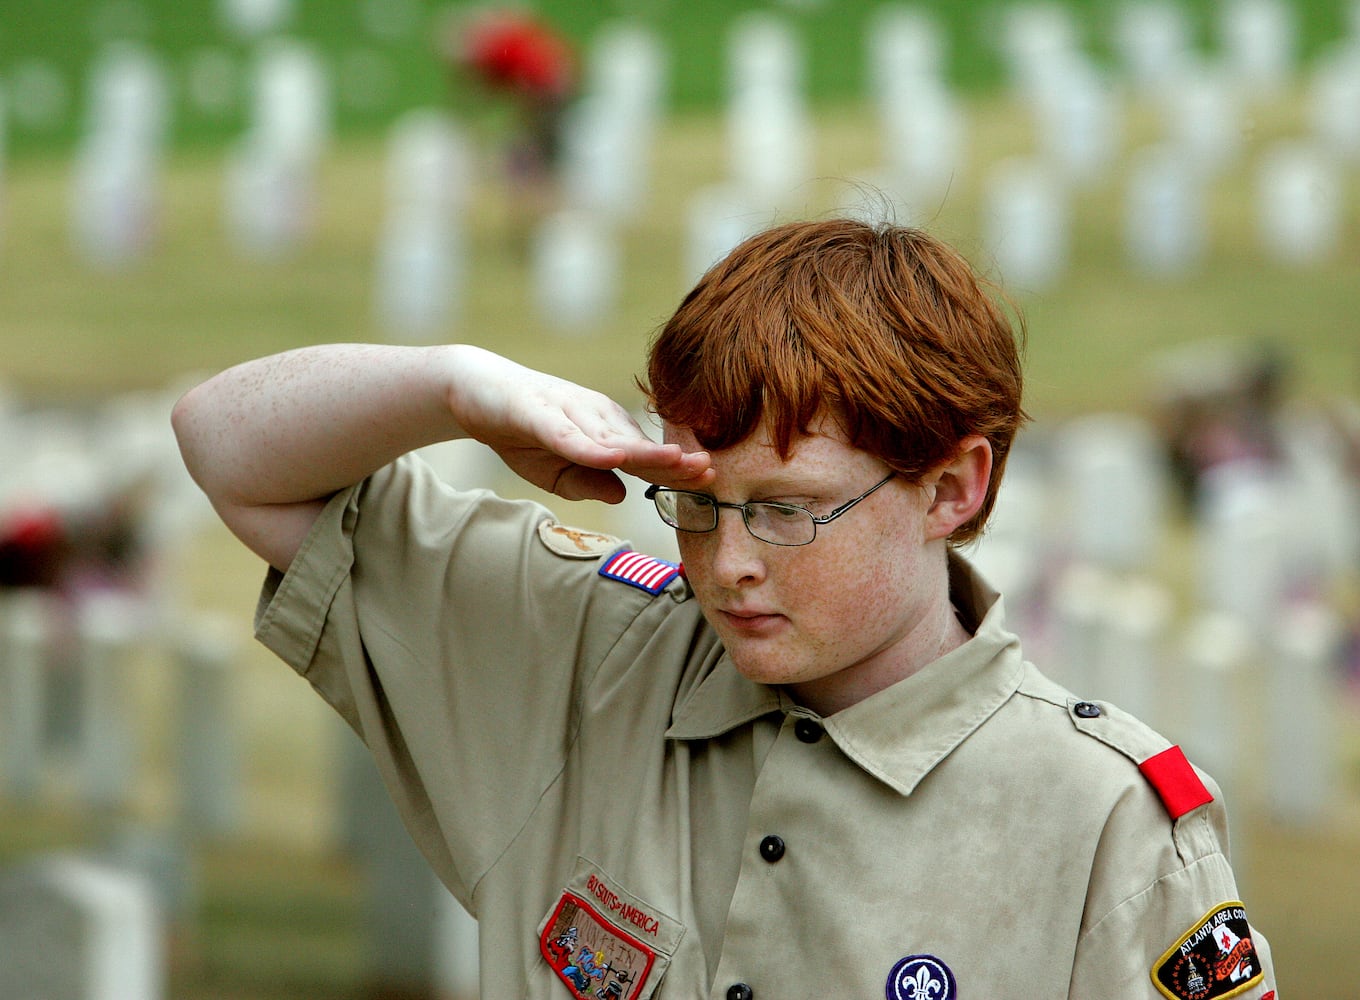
[964,396,1359,826]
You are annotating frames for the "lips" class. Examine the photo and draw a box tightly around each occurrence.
[719,608,785,634]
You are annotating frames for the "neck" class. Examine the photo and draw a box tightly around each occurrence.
[790,591,972,717]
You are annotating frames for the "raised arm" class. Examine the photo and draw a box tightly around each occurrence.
[171,343,712,571]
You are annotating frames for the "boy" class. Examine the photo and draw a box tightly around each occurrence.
[173,219,1275,999]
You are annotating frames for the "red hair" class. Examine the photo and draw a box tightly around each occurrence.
[641,219,1027,545]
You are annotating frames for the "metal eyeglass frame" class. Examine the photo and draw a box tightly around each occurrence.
[644,472,896,546]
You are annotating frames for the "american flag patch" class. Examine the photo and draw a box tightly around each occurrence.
[599,550,681,595]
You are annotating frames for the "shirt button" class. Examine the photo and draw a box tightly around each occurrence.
[727,984,754,1000]
[1074,701,1102,719]
[794,717,824,743]
[759,835,785,863]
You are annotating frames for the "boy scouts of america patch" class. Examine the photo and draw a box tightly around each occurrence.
[540,889,656,1000]
[1152,902,1264,1000]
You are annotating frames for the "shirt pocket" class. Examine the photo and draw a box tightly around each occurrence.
[536,856,686,1000]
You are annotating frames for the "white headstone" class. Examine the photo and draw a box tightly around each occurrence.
[1218,0,1296,98]
[218,0,293,38]
[726,85,812,206]
[249,38,331,167]
[561,96,645,219]
[998,3,1080,99]
[589,21,668,131]
[175,614,242,837]
[1113,0,1193,93]
[1176,612,1251,797]
[1029,57,1121,184]
[564,23,666,219]
[1255,140,1343,266]
[728,13,802,97]
[683,184,766,286]
[867,5,946,96]
[1094,577,1174,729]
[532,210,619,332]
[1196,463,1290,628]
[77,590,145,811]
[0,589,54,801]
[1265,601,1340,822]
[1159,63,1243,175]
[878,77,966,203]
[1124,142,1208,275]
[373,110,470,339]
[981,157,1067,291]
[223,134,311,257]
[84,43,169,154]
[1049,562,1118,692]
[72,44,169,267]
[1052,413,1169,572]
[435,889,481,1000]
[1307,43,1360,160]
[0,854,164,1000]
[726,15,810,204]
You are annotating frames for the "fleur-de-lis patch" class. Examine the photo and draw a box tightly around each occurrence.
[886,955,957,1000]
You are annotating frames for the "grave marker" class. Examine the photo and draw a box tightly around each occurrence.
[1218,0,1296,98]
[1124,142,1207,275]
[1114,0,1193,93]
[374,110,469,339]
[1256,140,1342,266]
[0,589,54,801]
[0,854,164,1000]
[981,157,1067,291]
[1052,414,1169,572]
[531,210,619,332]
[1265,601,1340,822]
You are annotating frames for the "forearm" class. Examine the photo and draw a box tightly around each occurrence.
[172,343,469,509]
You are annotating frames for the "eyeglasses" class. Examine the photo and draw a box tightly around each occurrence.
[644,472,896,547]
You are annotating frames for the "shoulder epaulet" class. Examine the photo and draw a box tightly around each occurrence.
[598,550,682,595]
[1067,699,1214,821]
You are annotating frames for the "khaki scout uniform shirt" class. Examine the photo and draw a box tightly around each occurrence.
[256,456,1278,1000]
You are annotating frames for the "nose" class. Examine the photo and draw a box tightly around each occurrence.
[702,506,767,588]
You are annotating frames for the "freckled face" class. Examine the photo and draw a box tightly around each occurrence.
[665,418,951,713]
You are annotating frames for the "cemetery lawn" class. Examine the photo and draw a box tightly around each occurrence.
[2,95,1359,997]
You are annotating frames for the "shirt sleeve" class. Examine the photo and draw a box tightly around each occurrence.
[1070,803,1279,999]
[254,454,658,906]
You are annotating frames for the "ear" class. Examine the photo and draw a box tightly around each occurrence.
[922,436,993,542]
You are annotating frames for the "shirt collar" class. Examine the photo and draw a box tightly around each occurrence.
[665,554,1025,796]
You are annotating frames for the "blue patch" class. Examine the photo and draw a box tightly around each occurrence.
[598,550,681,595]
[886,955,957,1000]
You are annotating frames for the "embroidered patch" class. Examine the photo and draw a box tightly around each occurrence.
[599,550,681,594]
[538,520,621,558]
[1152,902,1263,1000]
[886,954,957,1000]
[1140,745,1215,820]
[540,890,656,1000]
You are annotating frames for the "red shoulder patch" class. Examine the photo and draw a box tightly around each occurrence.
[1139,745,1214,820]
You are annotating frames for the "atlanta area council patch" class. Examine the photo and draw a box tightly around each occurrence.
[540,891,656,1000]
[1152,902,1263,1000]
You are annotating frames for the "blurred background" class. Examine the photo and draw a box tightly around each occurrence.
[0,0,1357,997]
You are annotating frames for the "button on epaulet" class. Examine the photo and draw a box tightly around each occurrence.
[1067,698,1215,820]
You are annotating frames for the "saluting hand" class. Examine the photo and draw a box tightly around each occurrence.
[445,346,714,504]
